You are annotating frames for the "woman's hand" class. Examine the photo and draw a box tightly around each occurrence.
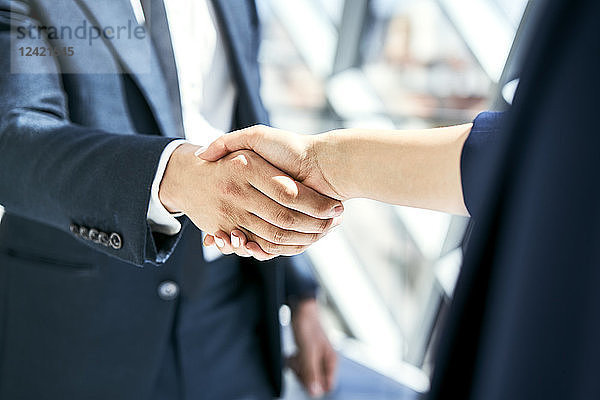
[197,125,347,201]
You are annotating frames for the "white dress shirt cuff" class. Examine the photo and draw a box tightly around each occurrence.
[147,139,187,236]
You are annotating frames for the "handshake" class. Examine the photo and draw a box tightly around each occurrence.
[159,125,349,261]
[159,122,473,260]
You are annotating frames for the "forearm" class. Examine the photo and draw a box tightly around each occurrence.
[314,124,473,215]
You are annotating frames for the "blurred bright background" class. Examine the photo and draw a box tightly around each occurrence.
[253,0,529,398]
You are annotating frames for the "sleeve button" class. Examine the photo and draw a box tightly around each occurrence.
[79,226,89,240]
[89,229,100,243]
[98,232,110,247]
[69,223,80,236]
[109,233,123,250]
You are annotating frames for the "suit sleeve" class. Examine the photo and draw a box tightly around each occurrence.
[284,254,319,307]
[0,1,181,266]
[461,111,505,218]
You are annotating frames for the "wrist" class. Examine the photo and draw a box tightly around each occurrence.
[292,298,319,326]
[312,131,353,200]
[159,143,202,214]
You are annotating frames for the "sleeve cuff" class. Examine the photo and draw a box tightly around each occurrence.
[147,139,188,235]
[461,111,505,217]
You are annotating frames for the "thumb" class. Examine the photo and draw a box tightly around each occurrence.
[305,350,326,398]
[195,126,262,161]
[288,352,325,398]
[323,348,338,392]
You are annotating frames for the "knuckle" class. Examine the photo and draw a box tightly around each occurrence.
[275,185,298,204]
[271,228,289,244]
[228,151,253,170]
[274,208,295,228]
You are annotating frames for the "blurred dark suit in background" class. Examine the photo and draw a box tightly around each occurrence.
[430,0,600,399]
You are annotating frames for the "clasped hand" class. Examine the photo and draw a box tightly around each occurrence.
[159,140,343,260]
[192,125,345,260]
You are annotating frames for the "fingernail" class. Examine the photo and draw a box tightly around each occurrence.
[310,382,324,397]
[245,246,255,256]
[330,205,344,217]
[194,146,207,157]
[231,233,240,248]
[215,237,225,248]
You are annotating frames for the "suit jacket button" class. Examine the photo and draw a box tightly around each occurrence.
[88,229,100,243]
[109,233,122,250]
[69,223,79,236]
[158,281,179,301]
[79,226,89,240]
[98,232,110,247]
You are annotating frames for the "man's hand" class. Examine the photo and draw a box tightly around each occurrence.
[159,143,343,255]
[288,299,337,398]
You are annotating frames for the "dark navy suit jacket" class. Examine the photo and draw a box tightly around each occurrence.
[430,0,600,399]
[0,0,316,397]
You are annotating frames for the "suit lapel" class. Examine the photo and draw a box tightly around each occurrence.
[74,0,182,137]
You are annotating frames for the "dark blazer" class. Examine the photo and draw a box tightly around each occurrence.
[430,0,600,399]
[0,0,316,397]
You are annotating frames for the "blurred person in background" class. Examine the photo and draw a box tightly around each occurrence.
[0,0,339,398]
[201,0,600,398]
